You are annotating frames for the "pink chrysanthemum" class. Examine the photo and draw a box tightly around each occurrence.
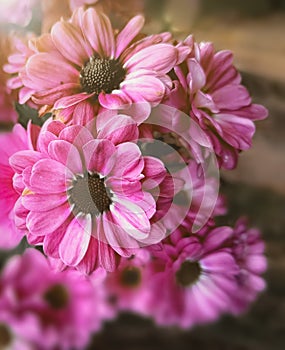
[104,249,153,315]
[19,7,189,124]
[0,249,105,350]
[0,123,40,249]
[169,36,268,169]
[147,226,239,328]
[9,115,167,272]
[229,218,267,314]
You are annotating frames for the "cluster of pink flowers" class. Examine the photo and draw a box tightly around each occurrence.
[0,3,268,349]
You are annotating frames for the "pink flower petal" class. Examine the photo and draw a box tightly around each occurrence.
[9,150,42,174]
[27,203,71,235]
[212,85,251,110]
[48,140,83,174]
[142,156,166,189]
[32,83,80,106]
[59,214,91,266]
[25,53,79,90]
[83,139,116,176]
[83,8,115,57]
[187,58,206,92]
[59,125,94,149]
[202,252,238,273]
[98,90,132,109]
[115,15,145,58]
[29,159,73,194]
[111,142,144,179]
[23,192,68,212]
[124,43,178,74]
[73,100,96,125]
[51,21,90,66]
[54,92,93,109]
[97,114,139,145]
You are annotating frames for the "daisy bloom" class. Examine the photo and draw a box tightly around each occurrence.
[0,249,105,350]
[170,36,268,169]
[20,7,189,124]
[147,226,239,328]
[9,115,167,272]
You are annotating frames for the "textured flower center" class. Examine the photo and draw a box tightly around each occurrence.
[80,56,126,95]
[44,284,69,310]
[0,324,12,347]
[176,260,201,287]
[68,173,112,216]
[120,266,142,288]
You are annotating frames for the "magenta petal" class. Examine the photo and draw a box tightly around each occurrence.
[202,252,238,273]
[115,15,145,58]
[22,192,68,212]
[124,43,178,74]
[83,139,116,176]
[97,114,139,145]
[59,125,94,149]
[59,214,91,266]
[48,140,83,174]
[73,100,95,125]
[143,156,166,189]
[43,222,69,258]
[27,203,71,235]
[111,142,144,179]
[54,92,93,109]
[29,159,73,194]
[212,85,251,110]
[76,237,98,274]
[9,151,42,174]
[122,74,165,104]
[98,91,131,109]
[187,58,206,92]
[204,227,233,251]
[111,198,150,240]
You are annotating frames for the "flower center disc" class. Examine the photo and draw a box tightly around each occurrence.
[176,260,201,287]
[0,324,12,347]
[80,56,126,95]
[44,284,69,310]
[69,173,112,216]
[120,267,142,288]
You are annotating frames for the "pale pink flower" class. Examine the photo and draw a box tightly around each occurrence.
[169,36,268,169]
[147,226,239,328]
[70,0,99,11]
[0,249,105,350]
[0,123,40,249]
[9,116,167,272]
[20,8,189,124]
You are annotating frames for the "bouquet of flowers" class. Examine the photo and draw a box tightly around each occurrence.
[0,1,268,349]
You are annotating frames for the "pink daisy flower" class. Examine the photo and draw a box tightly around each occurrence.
[9,115,167,272]
[147,226,239,328]
[170,36,268,169]
[104,249,153,315]
[0,122,40,249]
[20,7,189,124]
[0,249,105,350]
[229,218,267,314]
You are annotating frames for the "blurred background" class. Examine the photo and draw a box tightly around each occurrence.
[1,0,285,349]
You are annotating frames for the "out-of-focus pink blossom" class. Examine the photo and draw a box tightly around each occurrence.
[0,123,40,249]
[0,249,106,349]
[146,226,239,328]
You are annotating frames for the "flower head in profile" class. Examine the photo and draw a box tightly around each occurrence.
[0,122,40,249]
[9,115,167,272]
[169,36,268,169]
[146,226,239,328]
[0,249,105,350]
[19,7,189,124]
